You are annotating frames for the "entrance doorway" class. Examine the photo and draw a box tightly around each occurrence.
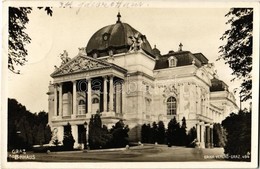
[78,125,86,146]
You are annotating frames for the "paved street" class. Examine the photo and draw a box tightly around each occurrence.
[8,145,226,162]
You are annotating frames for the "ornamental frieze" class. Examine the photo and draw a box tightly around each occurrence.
[60,57,103,74]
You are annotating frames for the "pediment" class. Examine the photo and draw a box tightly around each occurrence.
[51,55,110,77]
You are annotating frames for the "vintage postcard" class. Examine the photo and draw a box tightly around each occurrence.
[1,0,259,168]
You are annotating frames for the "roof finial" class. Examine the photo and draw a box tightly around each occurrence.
[117,12,121,23]
[179,43,183,51]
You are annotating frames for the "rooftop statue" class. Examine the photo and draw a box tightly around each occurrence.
[59,50,71,66]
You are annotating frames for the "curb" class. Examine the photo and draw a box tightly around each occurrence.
[47,150,84,154]
[83,147,126,153]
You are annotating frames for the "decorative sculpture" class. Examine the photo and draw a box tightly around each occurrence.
[49,128,60,146]
[58,57,102,74]
[78,47,86,56]
[163,84,178,95]
[54,65,58,71]
[128,33,145,52]
[59,50,71,66]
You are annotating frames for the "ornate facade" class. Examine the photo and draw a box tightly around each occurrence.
[47,13,238,148]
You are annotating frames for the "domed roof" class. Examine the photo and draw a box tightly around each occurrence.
[86,13,154,58]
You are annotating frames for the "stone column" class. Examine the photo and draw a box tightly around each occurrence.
[210,124,214,148]
[87,78,92,114]
[196,123,201,143]
[109,75,114,111]
[122,81,126,115]
[72,81,77,118]
[71,125,78,149]
[103,76,108,112]
[54,84,58,116]
[200,122,205,148]
[59,83,63,117]
[205,124,210,148]
[214,112,217,123]
[115,83,122,115]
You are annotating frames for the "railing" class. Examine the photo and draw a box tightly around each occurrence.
[62,115,71,119]
[76,114,86,118]
[101,111,115,117]
[166,115,177,119]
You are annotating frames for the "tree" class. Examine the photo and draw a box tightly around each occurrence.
[8,98,51,150]
[44,125,52,144]
[157,121,166,144]
[8,7,52,73]
[218,8,253,101]
[141,123,150,143]
[167,117,180,146]
[150,122,158,144]
[179,117,187,146]
[221,110,251,161]
[62,123,75,150]
[88,114,111,149]
[37,123,45,145]
[213,123,227,147]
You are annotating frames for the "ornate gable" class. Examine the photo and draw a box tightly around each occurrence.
[51,55,111,77]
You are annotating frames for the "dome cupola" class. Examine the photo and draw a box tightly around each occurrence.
[86,12,154,58]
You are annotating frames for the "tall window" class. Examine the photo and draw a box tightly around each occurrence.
[167,96,177,115]
[78,99,85,115]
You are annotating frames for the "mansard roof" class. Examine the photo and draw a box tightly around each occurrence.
[210,78,228,92]
[154,50,208,70]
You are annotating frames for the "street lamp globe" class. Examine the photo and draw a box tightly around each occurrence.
[83,121,88,128]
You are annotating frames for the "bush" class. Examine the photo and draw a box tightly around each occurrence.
[110,120,129,148]
[88,114,130,149]
[88,114,111,149]
[187,127,197,147]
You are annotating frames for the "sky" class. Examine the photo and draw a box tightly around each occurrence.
[7,7,244,113]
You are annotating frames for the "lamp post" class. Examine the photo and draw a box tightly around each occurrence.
[83,121,89,150]
[16,131,21,149]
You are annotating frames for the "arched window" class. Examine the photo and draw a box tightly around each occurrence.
[167,96,177,115]
[92,98,99,104]
[169,59,175,67]
[78,99,85,115]
[79,100,85,105]
[168,56,177,68]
